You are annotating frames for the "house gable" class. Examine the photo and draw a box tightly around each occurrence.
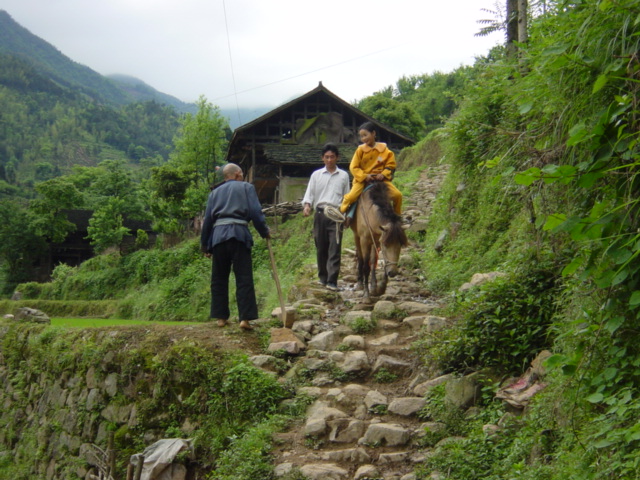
[225,82,414,204]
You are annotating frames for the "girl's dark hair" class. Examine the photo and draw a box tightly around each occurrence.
[358,121,376,133]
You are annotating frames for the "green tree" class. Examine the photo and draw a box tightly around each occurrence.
[357,93,425,139]
[30,177,85,243]
[149,96,229,233]
[86,197,131,253]
[0,200,47,293]
[172,96,228,190]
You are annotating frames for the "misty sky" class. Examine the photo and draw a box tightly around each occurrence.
[0,0,503,115]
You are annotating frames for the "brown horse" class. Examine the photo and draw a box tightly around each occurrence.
[350,182,408,302]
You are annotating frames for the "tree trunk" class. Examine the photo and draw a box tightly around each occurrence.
[518,0,528,44]
[506,0,519,57]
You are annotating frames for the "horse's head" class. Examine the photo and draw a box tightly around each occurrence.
[379,222,409,277]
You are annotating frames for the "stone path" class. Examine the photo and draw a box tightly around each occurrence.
[254,164,453,480]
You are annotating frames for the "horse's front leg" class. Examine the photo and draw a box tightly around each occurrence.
[355,238,365,291]
[361,254,371,302]
[356,255,365,292]
[369,248,378,298]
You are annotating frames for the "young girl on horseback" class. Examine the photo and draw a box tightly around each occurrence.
[339,121,403,216]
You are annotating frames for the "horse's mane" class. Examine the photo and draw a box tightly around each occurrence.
[365,182,408,247]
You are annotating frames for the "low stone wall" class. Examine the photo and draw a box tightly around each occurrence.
[0,321,234,479]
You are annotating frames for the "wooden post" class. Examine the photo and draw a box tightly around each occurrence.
[126,464,134,480]
[133,456,144,480]
[107,431,116,480]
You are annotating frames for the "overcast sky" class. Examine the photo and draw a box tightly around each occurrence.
[0,0,503,115]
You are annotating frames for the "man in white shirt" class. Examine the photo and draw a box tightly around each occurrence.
[302,143,350,291]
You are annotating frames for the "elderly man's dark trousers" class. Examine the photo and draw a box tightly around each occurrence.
[314,210,343,285]
[210,239,258,321]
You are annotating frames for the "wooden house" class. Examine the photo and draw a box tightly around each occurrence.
[37,210,157,280]
[225,82,415,204]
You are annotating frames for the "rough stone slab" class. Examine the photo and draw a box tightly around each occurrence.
[373,300,396,318]
[104,373,119,397]
[327,384,369,410]
[293,297,322,306]
[101,404,132,423]
[368,333,399,346]
[364,390,388,410]
[268,328,306,354]
[85,389,102,411]
[249,355,280,372]
[339,350,370,374]
[14,307,50,324]
[418,422,447,437]
[328,351,345,363]
[403,315,427,329]
[328,418,365,443]
[309,331,336,351]
[354,465,379,480]
[379,319,402,331]
[293,320,315,333]
[372,354,412,376]
[397,301,436,315]
[303,357,329,371]
[307,401,349,421]
[268,341,300,354]
[445,373,482,409]
[459,271,507,291]
[299,463,349,480]
[297,386,323,398]
[271,306,297,328]
[342,311,372,326]
[312,374,334,387]
[320,447,371,463]
[413,374,454,397]
[360,423,410,447]
[378,451,410,464]
[424,315,447,333]
[305,417,327,437]
[342,335,365,349]
[274,462,294,477]
[388,397,426,416]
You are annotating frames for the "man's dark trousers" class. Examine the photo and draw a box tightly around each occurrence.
[210,238,258,321]
[314,209,343,285]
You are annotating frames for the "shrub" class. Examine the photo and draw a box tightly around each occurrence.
[348,316,377,335]
[415,268,559,376]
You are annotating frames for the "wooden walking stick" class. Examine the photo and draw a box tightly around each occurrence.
[266,238,289,328]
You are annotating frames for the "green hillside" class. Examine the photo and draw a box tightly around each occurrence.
[0,10,195,111]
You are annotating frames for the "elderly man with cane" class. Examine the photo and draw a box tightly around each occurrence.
[201,163,270,330]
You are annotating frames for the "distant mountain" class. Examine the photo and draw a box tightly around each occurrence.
[107,74,197,114]
[219,107,272,130]
[0,10,196,114]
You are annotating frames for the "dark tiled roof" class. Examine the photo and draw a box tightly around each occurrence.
[263,144,356,166]
[62,209,153,232]
[229,83,415,146]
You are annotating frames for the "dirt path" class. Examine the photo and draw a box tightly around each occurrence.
[251,164,451,480]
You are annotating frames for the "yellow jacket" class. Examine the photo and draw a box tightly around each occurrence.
[350,142,396,183]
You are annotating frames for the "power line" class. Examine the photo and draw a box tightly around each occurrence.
[221,0,241,126]
[211,42,408,103]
